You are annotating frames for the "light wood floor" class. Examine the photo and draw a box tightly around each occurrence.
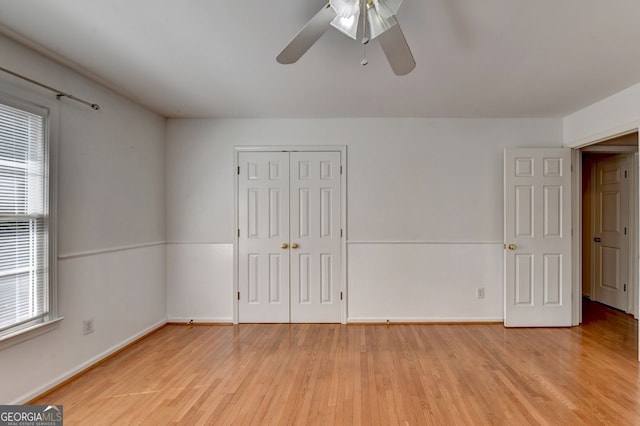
[33,301,640,425]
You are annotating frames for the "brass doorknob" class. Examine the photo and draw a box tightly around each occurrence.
[281,243,288,249]
[508,244,517,251]
[291,243,299,249]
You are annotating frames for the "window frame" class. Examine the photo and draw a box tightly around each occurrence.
[0,88,60,350]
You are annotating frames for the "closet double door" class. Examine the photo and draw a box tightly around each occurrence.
[238,151,342,323]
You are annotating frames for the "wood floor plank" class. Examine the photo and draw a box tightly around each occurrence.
[30,301,640,425]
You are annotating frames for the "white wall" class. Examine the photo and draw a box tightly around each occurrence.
[166,118,562,323]
[166,243,232,322]
[0,34,166,404]
[564,82,640,147]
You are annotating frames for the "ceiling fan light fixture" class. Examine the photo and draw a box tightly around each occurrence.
[371,0,403,20]
[367,7,397,40]
[331,13,360,39]
[330,0,360,18]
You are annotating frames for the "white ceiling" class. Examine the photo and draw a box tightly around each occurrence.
[1,0,640,118]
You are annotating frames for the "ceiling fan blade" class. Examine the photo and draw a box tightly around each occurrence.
[377,21,416,76]
[277,3,337,64]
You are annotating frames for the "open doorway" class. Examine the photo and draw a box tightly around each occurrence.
[580,132,639,319]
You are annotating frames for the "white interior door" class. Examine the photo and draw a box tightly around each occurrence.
[594,154,629,311]
[238,150,342,323]
[290,152,342,323]
[504,149,572,327]
[238,152,290,322]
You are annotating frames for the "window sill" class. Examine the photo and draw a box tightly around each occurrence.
[0,317,64,351]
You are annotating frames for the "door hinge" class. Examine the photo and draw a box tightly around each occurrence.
[237,166,240,175]
[237,291,240,300]
[340,165,343,175]
[571,165,573,172]
[238,229,240,238]
[624,227,627,235]
[340,229,343,237]
[625,170,628,178]
[340,291,343,301]
[624,284,627,292]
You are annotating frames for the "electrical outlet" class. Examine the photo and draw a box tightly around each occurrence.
[477,288,485,299]
[82,318,94,335]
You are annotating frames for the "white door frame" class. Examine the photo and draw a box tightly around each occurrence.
[233,146,348,324]
[571,129,640,327]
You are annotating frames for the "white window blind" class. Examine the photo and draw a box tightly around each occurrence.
[0,101,50,338]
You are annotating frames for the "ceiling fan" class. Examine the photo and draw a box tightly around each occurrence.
[276,0,416,76]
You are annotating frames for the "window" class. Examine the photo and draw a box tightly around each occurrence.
[0,97,57,341]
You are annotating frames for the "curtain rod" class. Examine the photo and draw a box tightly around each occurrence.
[0,66,100,111]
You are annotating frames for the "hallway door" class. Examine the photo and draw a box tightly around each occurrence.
[594,154,630,311]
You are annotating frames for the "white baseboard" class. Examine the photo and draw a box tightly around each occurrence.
[347,317,504,324]
[13,319,167,405]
